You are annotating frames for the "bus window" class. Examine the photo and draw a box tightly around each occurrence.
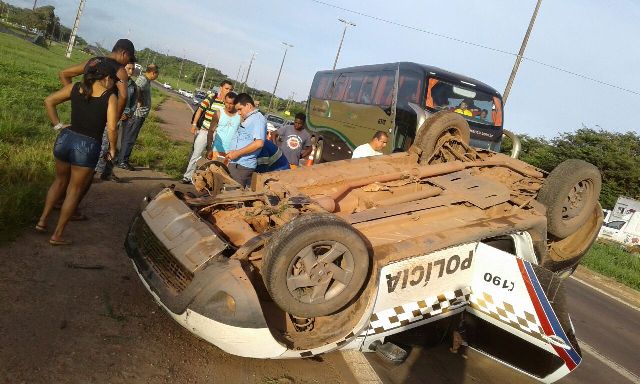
[358,73,379,105]
[310,73,333,99]
[345,73,364,103]
[332,74,349,101]
[398,72,423,105]
[425,78,502,127]
[373,71,395,107]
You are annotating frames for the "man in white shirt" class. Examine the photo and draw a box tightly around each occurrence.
[351,131,389,158]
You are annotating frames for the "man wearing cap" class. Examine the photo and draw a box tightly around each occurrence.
[59,38,136,119]
[59,39,137,179]
[116,64,159,170]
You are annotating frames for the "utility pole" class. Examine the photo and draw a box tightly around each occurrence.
[268,42,293,112]
[32,0,37,11]
[333,18,356,70]
[176,50,185,90]
[65,0,85,58]
[234,64,243,88]
[199,60,208,90]
[242,51,257,93]
[285,91,296,111]
[503,0,542,105]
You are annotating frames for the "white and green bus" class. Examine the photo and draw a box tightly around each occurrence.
[306,62,512,162]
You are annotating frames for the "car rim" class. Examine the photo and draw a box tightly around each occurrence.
[561,179,594,220]
[286,240,354,304]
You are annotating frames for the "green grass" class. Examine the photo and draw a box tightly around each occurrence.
[0,32,189,244]
[129,90,191,178]
[580,241,640,291]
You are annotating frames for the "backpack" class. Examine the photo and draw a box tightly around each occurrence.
[191,107,206,128]
[191,92,218,128]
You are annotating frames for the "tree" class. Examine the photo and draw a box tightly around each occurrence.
[504,127,640,209]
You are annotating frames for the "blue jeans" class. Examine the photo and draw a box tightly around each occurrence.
[117,115,145,164]
[53,129,101,168]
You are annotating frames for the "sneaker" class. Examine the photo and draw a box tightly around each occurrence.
[118,162,135,171]
[181,178,192,184]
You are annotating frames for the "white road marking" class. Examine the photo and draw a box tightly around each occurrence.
[578,338,640,383]
[570,276,640,312]
[341,350,382,384]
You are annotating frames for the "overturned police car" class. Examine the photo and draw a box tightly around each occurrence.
[125,111,603,383]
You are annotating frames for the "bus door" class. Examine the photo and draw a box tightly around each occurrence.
[393,70,424,152]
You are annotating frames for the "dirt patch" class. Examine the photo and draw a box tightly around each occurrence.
[0,96,358,383]
[154,93,195,143]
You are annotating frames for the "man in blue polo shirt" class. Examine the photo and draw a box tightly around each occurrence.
[225,93,266,187]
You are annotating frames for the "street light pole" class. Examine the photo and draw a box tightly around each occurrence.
[333,18,356,70]
[65,0,85,58]
[503,0,542,105]
[268,42,293,112]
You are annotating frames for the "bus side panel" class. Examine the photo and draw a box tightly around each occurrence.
[307,98,392,161]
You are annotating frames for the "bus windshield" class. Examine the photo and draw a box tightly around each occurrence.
[425,78,503,127]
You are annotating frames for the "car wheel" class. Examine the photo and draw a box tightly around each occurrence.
[413,111,470,164]
[263,213,370,318]
[536,159,602,238]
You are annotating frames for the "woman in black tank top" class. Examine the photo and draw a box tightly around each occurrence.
[36,58,118,246]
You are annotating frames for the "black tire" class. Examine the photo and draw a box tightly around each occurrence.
[263,213,370,318]
[536,159,601,238]
[197,159,230,174]
[413,111,470,163]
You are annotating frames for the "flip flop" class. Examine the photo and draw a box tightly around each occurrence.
[49,238,73,246]
[35,224,47,233]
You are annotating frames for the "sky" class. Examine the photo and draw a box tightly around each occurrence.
[6,0,640,139]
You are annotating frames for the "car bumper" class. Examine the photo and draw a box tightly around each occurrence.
[124,189,287,358]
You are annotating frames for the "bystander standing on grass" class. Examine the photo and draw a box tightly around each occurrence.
[37,58,119,245]
[116,63,159,170]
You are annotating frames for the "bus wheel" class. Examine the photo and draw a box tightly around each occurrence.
[313,138,324,164]
[536,159,602,238]
[262,213,370,318]
[413,111,470,164]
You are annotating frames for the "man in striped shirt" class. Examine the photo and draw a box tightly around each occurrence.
[182,80,234,183]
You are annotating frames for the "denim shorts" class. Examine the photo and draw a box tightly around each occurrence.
[53,129,101,168]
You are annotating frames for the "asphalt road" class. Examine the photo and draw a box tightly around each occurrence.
[367,277,640,384]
